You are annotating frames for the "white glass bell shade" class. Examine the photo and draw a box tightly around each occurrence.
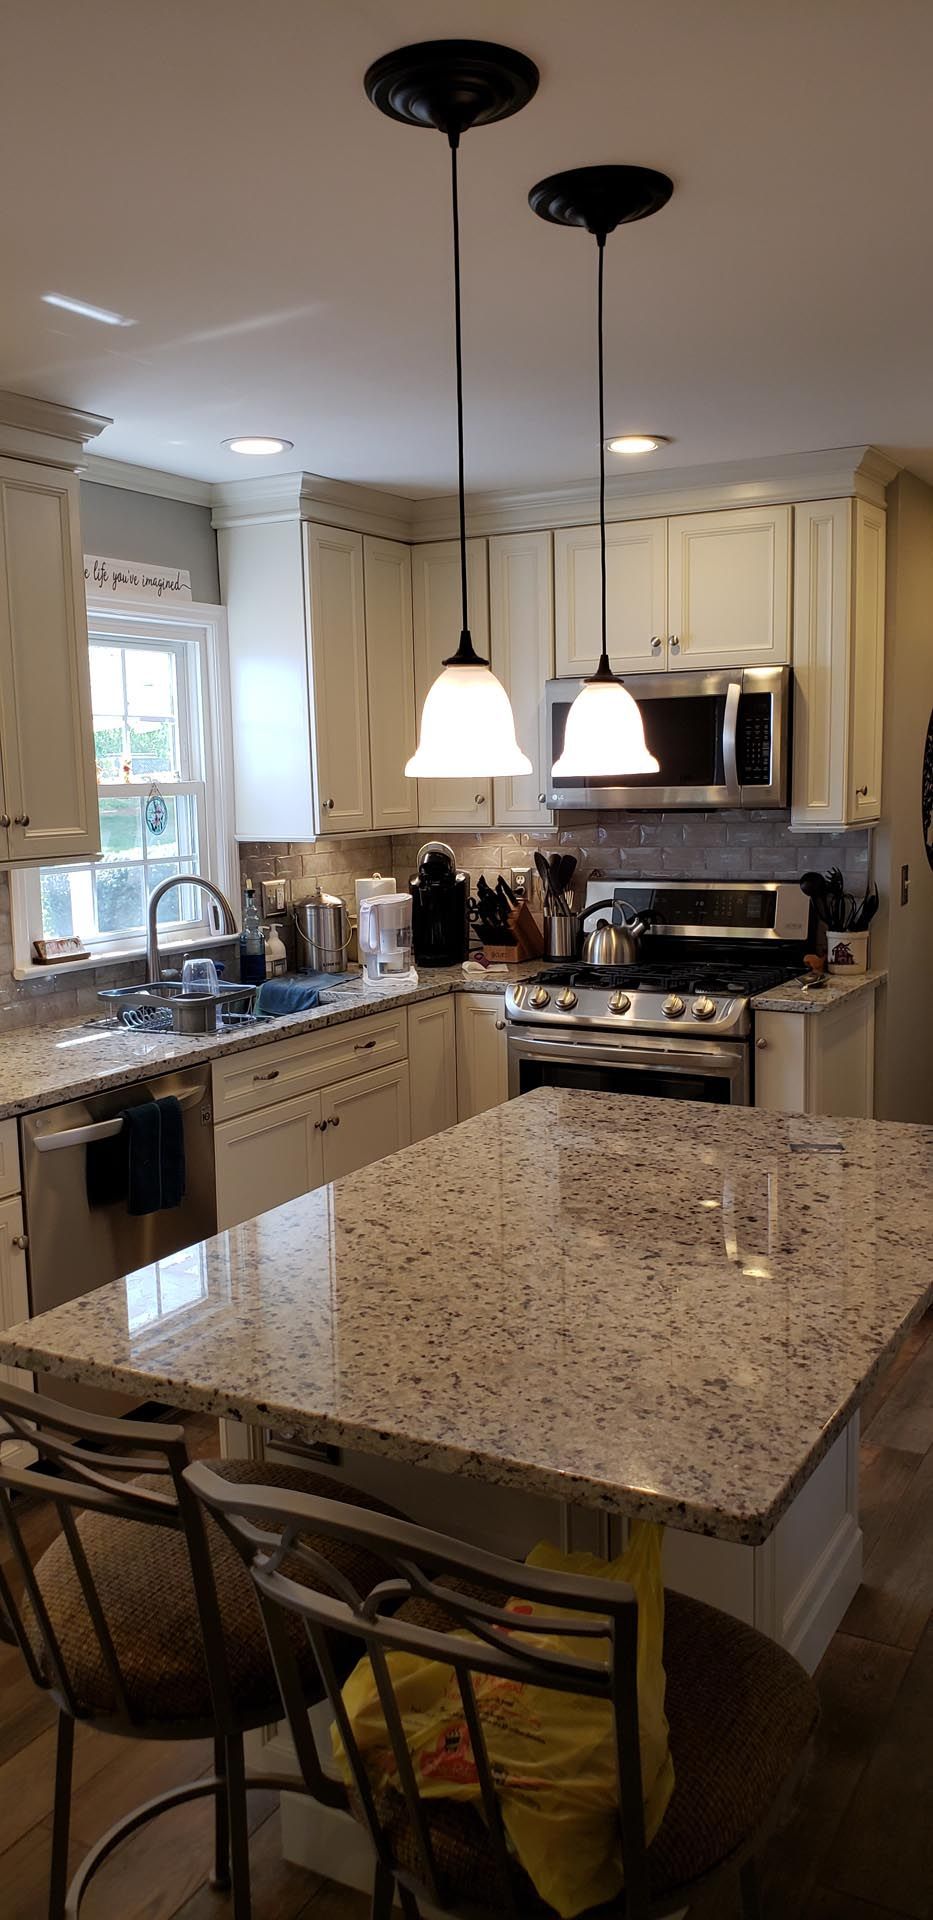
[405,664,533,778]
[552,676,659,778]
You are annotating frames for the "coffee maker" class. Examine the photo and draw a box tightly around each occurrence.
[409,842,469,967]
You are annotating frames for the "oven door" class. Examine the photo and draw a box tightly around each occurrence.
[507,1027,750,1105]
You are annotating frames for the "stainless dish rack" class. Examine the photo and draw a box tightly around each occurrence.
[98,980,257,1035]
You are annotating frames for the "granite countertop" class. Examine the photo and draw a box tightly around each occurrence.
[4,1088,930,1545]
[751,968,886,1014]
[0,965,543,1122]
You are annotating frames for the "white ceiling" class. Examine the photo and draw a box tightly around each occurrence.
[3,0,933,493]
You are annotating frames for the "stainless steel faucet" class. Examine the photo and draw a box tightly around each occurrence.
[146,875,237,982]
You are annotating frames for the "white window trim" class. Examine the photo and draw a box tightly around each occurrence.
[11,597,238,976]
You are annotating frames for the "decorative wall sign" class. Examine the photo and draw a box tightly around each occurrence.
[84,555,192,603]
[923,707,933,872]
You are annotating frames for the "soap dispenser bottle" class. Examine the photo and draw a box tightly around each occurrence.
[239,877,267,985]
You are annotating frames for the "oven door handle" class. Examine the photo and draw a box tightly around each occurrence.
[722,679,742,802]
[508,1032,746,1074]
[33,1085,209,1153]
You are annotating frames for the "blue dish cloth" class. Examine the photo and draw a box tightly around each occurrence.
[255,979,322,1016]
[86,1097,186,1216]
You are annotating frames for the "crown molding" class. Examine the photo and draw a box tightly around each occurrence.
[0,389,111,469]
[210,470,417,540]
[81,454,213,507]
[411,445,901,540]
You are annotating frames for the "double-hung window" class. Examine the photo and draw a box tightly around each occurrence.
[15,604,234,967]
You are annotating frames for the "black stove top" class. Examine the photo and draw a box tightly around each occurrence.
[532,960,804,997]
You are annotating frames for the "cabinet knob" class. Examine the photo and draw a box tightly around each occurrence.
[11,1233,27,1249]
[495,1019,506,1031]
[14,814,29,826]
[324,798,335,811]
[474,793,485,806]
[650,635,663,654]
[329,1114,341,1128]
[855,785,869,798]
[315,1118,328,1131]
[537,792,547,805]
[0,814,9,830]
[756,1037,768,1050]
[668,635,680,654]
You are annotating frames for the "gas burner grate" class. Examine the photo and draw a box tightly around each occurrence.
[528,962,803,995]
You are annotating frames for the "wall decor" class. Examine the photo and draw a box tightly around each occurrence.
[84,555,192,602]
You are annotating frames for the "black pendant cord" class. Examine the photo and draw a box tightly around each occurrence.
[593,232,614,684]
[443,132,486,667]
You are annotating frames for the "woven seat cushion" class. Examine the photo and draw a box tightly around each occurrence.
[29,1458,398,1726]
[357,1582,819,1910]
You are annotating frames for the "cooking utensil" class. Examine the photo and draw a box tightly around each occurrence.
[534,850,553,909]
[800,871,831,927]
[850,883,879,932]
[554,853,577,911]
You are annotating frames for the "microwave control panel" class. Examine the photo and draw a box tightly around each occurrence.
[736,692,773,785]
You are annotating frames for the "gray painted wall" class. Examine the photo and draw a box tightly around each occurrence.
[79,482,220,603]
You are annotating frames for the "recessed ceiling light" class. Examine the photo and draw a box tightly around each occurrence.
[42,291,135,327]
[222,436,293,457]
[604,433,670,455]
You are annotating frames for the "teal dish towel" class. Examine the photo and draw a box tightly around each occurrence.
[255,980,322,1016]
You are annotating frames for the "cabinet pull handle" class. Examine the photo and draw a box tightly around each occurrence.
[668,635,680,654]
[354,1038,377,1051]
[495,1019,506,1031]
[0,814,9,830]
[650,635,663,654]
[11,1233,27,1250]
[756,1038,768,1050]
[253,1068,280,1082]
[855,785,869,798]
[14,814,29,826]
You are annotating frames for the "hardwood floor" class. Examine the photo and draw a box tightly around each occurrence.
[2,1322,932,1920]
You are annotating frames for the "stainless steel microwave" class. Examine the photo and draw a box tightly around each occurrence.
[545,665,790,811]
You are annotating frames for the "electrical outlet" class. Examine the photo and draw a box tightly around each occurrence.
[261,879,289,917]
[900,863,910,907]
[511,866,531,899]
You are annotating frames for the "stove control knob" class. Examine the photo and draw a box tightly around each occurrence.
[530,986,551,1009]
[556,988,578,1010]
[608,990,631,1015]
[662,993,687,1019]
[692,995,718,1022]
[512,984,527,1008]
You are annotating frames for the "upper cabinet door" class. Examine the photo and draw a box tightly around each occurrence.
[554,519,668,676]
[667,505,791,669]
[0,460,99,863]
[304,524,372,835]
[847,500,886,824]
[490,531,554,827]
[790,498,885,830]
[363,536,418,832]
[412,538,492,828]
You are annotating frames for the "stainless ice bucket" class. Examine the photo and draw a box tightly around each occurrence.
[293,893,350,973]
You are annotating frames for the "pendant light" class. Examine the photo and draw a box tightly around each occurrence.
[366,40,536,779]
[529,167,673,778]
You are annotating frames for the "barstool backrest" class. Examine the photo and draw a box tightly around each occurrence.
[0,1382,231,1732]
[186,1460,652,1920]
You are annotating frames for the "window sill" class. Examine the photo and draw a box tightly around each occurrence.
[13,930,241,982]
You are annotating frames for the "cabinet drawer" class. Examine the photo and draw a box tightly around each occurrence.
[211,1010,407,1121]
[0,1118,22,1199]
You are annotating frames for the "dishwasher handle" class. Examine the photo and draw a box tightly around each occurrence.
[33,1085,209,1154]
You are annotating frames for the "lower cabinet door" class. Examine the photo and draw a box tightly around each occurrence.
[321,1061,411,1182]
[0,1192,34,1467]
[214,1089,325,1231]
[407,997,458,1142]
[455,993,509,1120]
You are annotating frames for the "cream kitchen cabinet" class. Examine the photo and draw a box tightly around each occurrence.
[490,531,555,827]
[554,518,668,677]
[408,996,458,1142]
[214,1088,326,1230]
[455,992,509,1119]
[363,536,418,831]
[0,458,99,865]
[304,524,371,834]
[411,538,492,828]
[791,498,886,828]
[753,993,876,1118]
[0,1119,34,1470]
[666,505,791,669]
[320,1060,411,1180]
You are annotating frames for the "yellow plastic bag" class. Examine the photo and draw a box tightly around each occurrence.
[333,1523,673,1919]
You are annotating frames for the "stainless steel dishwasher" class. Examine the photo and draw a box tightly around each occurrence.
[21,1065,216,1408]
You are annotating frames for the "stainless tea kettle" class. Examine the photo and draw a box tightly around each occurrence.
[580,901,648,967]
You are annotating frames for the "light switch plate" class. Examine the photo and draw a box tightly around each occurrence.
[261,879,289,916]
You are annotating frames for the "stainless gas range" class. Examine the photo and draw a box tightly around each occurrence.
[506,880,813,1107]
